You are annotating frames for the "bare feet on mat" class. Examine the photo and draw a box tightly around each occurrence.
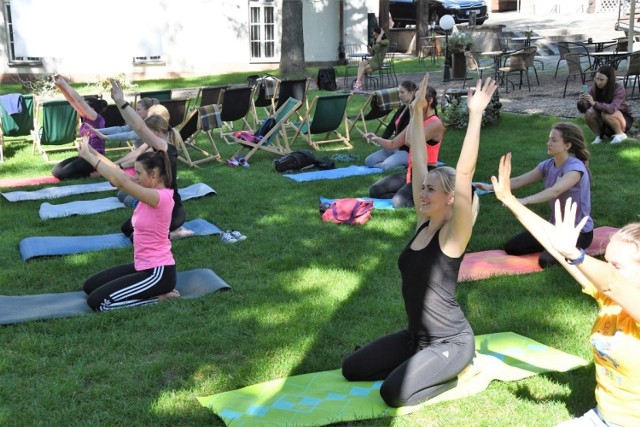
[170,226,194,240]
[159,289,180,301]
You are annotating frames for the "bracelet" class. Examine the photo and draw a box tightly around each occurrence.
[94,159,102,170]
[120,102,130,110]
[566,247,586,265]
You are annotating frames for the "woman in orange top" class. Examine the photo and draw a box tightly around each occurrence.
[368,85,445,208]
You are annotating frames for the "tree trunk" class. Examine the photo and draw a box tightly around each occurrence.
[279,0,306,78]
[379,0,390,32]
[416,0,430,53]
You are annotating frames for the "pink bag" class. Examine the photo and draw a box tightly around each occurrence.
[321,198,373,225]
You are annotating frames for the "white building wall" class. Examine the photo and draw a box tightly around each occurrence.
[0,0,380,82]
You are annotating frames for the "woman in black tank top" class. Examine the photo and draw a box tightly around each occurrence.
[342,75,498,408]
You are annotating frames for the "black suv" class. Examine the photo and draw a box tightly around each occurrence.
[390,0,489,27]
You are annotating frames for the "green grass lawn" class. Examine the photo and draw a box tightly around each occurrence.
[1,71,639,426]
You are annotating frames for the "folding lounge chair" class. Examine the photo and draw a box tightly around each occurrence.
[136,89,172,102]
[290,93,352,151]
[159,98,191,128]
[31,99,79,162]
[0,94,34,162]
[214,86,255,144]
[231,97,302,161]
[347,87,401,137]
[98,104,134,153]
[273,79,310,124]
[175,104,223,167]
[251,75,280,126]
[195,85,228,108]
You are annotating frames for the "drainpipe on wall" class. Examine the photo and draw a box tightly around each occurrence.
[338,0,346,65]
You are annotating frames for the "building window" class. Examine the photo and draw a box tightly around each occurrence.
[133,55,165,65]
[3,1,42,65]
[249,0,276,62]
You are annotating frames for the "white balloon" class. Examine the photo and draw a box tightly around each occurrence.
[439,14,455,31]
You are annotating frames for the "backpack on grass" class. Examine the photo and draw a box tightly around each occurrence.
[273,150,335,173]
[321,198,374,225]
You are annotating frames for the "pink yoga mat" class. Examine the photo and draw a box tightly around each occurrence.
[459,226,618,282]
[0,176,60,188]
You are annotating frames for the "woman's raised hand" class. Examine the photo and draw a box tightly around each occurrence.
[547,198,589,259]
[467,77,497,115]
[410,73,429,114]
[110,79,125,104]
[491,152,514,202]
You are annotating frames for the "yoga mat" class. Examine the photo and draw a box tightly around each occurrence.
[0,268,230,325]
[197,332,588,427]
[19,218,222,261]
[320,196,394,210]
[0,176,61,189]
[458,226,618,282]
[39,183,217,220]
[2,181,115,202]
[284,165,383,182]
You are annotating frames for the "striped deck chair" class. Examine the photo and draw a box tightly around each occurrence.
[231,97,302,161]
[290,93,352,151]
[175,104,223,167]
[31,99,79,162]
[347,87,401,138]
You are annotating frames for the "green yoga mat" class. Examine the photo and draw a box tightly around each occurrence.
[198,332,589,426]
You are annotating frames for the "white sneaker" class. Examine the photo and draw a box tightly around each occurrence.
[611,133,628,144]
[591,136,603,145]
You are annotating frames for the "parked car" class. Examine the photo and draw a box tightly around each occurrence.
[389,0,489,27]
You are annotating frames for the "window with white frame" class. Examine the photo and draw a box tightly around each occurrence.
[2,1,42,65]
[249,0,276,62]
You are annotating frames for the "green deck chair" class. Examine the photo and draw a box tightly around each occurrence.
[31,99,79,162]
[0,94,34,162]
[290,93,352,150]
[232,97,302,161]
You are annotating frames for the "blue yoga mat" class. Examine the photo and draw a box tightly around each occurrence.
[0,268,230,325]
[39,183,217,220]
[19,218,222,261]
[2,181,115,202]
[284,166,383,182]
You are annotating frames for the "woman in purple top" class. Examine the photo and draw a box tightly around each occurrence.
[578,65,634,145]
[51,75,108,180]
[478,122,593,268]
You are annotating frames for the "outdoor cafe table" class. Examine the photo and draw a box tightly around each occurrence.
[510,36,543,47]
[590,51,628,69]
[580,39,617,52]
[480,50,515,79]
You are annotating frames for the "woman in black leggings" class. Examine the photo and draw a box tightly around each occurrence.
[342,75,498,407]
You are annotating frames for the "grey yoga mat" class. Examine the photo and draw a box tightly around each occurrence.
[0,268,230,325]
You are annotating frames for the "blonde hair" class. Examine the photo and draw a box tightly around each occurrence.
[429,166,480,224]
[610,223,640,262]
[147,104,170,122]
[144,114,183,148]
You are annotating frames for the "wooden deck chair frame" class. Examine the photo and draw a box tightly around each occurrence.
[231,97,302,161]
[290,93,352,151]
[347,88,400,137]
[215,86,255,144]
[175,105,222,167]
[31,98,80,162]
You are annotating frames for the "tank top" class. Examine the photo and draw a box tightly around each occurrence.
[398,222,471,340]
[405,114,443,183]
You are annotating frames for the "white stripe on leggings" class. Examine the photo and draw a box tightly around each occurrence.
[110,266,164,302]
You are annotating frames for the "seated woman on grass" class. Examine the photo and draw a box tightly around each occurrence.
[492,153,640,427]
[476,122,592,269]
[342,75,497,408]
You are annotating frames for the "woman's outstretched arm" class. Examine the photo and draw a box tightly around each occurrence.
[110,80,167,152]
[408,74,430,222]
[445,77,497,254]
[55,76,98,121]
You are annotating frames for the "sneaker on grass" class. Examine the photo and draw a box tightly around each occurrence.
[611,133,628,144]
[591,136,603,145]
